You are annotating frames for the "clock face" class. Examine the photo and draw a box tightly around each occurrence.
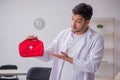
[34,18,45,30]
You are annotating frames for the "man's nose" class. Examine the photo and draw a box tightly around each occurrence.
[72,21,75,26]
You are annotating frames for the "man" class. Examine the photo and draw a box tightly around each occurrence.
[27,3,104,80]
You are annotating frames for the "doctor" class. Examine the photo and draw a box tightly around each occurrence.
[27,3,104,80]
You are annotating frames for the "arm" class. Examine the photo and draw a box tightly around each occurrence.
[36,32,63,62]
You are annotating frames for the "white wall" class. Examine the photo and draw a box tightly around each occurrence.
[0,0,120,77]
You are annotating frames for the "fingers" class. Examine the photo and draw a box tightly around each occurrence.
[61,52,68,58]
[26,35,37,40]
[48,52,72,63]
[48,53,60,58]
[48,52,68,59]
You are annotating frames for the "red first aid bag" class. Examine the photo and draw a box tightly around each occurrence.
[19,38,44,57]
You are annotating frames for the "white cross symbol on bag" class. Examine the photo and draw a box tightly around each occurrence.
[29,45,33,50]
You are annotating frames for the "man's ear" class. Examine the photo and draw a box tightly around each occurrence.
[86,20,90,24]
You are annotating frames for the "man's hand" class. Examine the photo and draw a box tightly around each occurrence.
[26,35,37,40]
[48,52,73,64]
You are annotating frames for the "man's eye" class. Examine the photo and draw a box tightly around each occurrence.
[76,21,81,23]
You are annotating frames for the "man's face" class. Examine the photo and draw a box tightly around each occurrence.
[71,14,90,35]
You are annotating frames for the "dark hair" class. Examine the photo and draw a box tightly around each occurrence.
[72,3,93,20]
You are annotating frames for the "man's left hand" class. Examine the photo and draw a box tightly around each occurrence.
[48,52,73,64]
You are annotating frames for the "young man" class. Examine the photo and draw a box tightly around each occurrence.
[27,3,104,80]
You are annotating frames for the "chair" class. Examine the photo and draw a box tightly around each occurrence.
[0,65,19,80]
[27,67,51,80]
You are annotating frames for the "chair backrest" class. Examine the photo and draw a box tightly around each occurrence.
[0,65,17,70]
[27,67,51,80]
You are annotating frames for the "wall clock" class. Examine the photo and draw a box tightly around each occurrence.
[34,18,45,30]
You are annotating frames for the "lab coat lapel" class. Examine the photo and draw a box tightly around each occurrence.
[61,31,73,53]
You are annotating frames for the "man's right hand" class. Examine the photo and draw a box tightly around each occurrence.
[26,35,37,40]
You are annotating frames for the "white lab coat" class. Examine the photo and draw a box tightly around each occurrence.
[36,27,104,80]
